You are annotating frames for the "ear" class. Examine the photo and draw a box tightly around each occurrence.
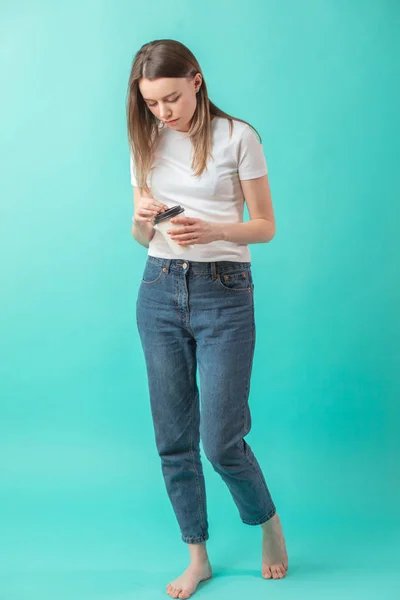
[194,73,203,93]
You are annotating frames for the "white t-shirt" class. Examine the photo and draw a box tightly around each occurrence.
[130,116,268,262]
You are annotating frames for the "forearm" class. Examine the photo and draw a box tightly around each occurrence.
[131,220,155,248]
[217,218,275,244]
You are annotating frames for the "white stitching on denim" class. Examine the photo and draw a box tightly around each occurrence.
[215,271,254,294]
[141,263,165,285]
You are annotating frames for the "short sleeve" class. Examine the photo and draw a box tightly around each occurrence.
[129,150,137,187]
[237,125,268,180]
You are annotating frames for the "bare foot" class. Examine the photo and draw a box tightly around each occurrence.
[261,513,288,580]
[166,561,212,599]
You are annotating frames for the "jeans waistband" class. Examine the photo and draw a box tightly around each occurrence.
[147,256,251,277]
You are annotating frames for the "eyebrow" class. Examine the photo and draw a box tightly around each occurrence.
[142,91,179,102]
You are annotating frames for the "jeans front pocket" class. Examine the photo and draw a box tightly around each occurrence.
[141,260,165,285]
[215,269,253,294]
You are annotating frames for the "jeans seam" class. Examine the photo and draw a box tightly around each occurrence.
[141,274,163,285]
[240,440,273,512]
[238,298,273,513]
[242,299,256,434]
[182,534,209,544]
[189,383,207,539]
[242,507,276,526]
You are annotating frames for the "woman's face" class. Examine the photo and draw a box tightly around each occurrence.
[139,75,202,132]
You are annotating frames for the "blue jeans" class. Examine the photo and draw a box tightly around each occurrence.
[136,257,276,544]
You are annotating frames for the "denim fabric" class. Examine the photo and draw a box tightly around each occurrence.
[136,257,276,544]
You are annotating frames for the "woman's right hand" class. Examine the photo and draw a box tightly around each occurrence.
[133,193,169,224]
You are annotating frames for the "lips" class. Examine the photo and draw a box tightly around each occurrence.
[164,118,178,124]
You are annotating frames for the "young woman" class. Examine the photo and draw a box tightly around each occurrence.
[127,39,288,599]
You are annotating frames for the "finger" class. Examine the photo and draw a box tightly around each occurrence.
[142,197,166,209]
[139,207,158,214]
[133,216,152,223]
[167,225,195,235]
[170,233,198,241]
[168,227,195,236]
[137,209,158,217]
[170,217,197,225]
[178,239,198,246]
[141,193,165,207]
[146,202,165,212]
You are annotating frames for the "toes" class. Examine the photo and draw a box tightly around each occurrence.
[272,564,286,579]
[262,566,272,579]
[272,566,280,579]
[166,583,192,599]
[263,564,287,580]
[278,562,287,577]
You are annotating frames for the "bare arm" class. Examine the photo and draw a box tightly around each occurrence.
[168,174,276,247]
[219,174,275,243]
[131,186,168,248]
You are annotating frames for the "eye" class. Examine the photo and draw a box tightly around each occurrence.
[146,96,180,109]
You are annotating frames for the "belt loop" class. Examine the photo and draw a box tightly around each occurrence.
[165,259,171,273]
[211,262,217,280]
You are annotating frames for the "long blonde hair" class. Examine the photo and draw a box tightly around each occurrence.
[126,39,261,192]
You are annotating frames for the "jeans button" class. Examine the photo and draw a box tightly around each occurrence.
[182,262,188,269]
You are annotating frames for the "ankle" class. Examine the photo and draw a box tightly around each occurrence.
[188,542,209,565]
[261,514,279,527]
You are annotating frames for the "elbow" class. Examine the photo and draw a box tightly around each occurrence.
[261,219,276,243]
[269,221,276,241]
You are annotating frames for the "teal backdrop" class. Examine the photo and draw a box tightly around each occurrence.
[1,1,399,599]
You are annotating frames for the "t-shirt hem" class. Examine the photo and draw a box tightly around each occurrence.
[239,168,268,180]
[147,249,251,263]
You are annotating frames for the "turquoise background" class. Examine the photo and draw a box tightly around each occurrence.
[1,1,399,598]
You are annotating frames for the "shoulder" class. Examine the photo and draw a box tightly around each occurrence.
[233,120,261,145]
[213,117,260,145]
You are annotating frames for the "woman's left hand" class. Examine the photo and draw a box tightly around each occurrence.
[168,217,221,246]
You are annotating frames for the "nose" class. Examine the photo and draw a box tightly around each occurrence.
[159,103,172,120]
